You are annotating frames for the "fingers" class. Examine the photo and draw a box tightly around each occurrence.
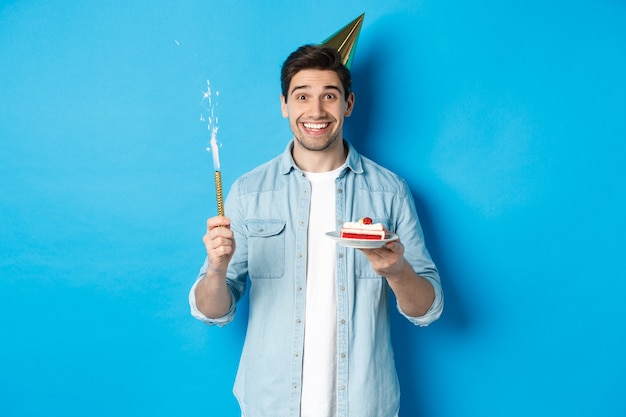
[206,233,235,255]
[360,239,405,276]
[361,239,404,256]
[203,216,236,268]
[385,239,404,254]
[207,215,230,230]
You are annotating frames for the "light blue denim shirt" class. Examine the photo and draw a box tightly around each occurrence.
[189,140,443,417]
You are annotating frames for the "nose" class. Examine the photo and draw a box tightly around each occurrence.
[308,98,326,118]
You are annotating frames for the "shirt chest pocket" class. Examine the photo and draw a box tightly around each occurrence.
[245,219,286,279]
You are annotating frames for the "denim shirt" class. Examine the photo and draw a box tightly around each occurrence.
[189,140,443,417]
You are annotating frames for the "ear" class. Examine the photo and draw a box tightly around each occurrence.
[280,94,288,118]
[344,92,355,117]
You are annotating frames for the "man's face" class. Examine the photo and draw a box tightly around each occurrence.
[281,69,354,153]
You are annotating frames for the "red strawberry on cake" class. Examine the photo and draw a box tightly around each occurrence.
[340,217,385,240]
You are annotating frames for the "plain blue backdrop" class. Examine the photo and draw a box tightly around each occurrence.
[1,1,625,416]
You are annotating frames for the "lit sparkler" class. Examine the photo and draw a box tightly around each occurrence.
[201,80,224,216]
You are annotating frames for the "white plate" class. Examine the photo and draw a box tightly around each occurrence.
[325,231,399,249]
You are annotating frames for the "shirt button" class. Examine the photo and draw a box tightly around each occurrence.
[340,319,345,324]
[340,286,345,291]
[337,188,343,193]
[340,353,346,359]
[338,253,344,259]
[337,219,343,225]
[339,384,345,390]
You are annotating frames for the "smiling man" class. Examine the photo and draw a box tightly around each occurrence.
[282,68,354,163]
[189,45,443,417]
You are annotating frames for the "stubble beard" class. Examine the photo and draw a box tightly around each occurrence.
[293,123,342,153]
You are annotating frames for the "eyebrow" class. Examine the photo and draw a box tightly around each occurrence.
[289,84,343,96]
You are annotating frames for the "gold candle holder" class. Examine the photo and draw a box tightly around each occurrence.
[214,170,224,216]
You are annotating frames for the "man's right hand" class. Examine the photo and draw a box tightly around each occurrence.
[202,216,236,277]
[195,216,236,318]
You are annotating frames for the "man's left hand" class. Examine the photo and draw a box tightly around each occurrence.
[360,239,408,279]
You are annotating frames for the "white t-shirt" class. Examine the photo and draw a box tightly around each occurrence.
[301,167,341,417]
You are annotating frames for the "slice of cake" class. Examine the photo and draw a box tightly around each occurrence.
[340,217,385,240]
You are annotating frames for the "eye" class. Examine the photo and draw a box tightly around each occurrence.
[296,94,307,101]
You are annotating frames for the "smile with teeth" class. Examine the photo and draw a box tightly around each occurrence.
[302,122,330,131]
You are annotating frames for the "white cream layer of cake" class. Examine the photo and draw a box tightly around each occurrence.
[341,222,383,231]
[340,222,385,240]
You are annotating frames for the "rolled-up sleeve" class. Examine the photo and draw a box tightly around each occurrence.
[396,275,444,327]
[188,263,238,327]
[394,178,444,327]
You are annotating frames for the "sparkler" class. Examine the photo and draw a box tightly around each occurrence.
[201,80,224,216]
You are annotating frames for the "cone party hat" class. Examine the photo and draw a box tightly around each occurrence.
[320,13,365,69]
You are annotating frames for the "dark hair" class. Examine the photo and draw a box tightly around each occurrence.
[281,44,352,101]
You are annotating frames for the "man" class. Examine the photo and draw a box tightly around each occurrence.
[189,45,443,417]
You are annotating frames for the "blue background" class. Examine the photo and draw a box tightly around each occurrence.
[1,1,625,416]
